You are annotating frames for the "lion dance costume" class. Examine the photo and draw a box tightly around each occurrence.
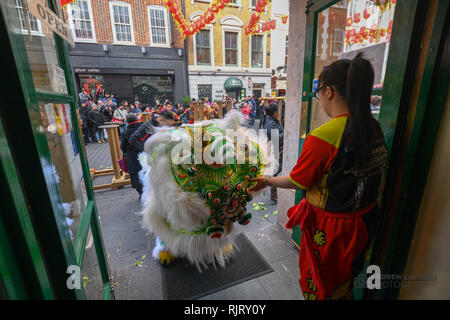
[139,111,275,270]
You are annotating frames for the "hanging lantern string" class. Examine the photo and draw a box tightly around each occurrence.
[243,0,271,36]
[165,0,232,38]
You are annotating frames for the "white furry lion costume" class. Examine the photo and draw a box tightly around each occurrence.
[139,111,276,271]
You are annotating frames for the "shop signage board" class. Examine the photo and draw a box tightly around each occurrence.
[26,0,74,47]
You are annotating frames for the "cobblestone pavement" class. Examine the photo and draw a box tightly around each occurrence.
[85,141,112,170]
[86,140,303,300]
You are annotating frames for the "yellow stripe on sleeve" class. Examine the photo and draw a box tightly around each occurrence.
[289,176,308,190]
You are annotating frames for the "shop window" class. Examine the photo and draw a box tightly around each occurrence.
[195,29,211,65]
[132,75,174,108]
[109,1,134,44]
[14,0,42,35]
[148,5,170,46]
[68,0,96,42]
[79,74,104,101]
[198,85,212,101]
[224,31,238,66]
[251,35,264,68]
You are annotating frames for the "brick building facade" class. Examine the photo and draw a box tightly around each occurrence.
[64,0,189,106]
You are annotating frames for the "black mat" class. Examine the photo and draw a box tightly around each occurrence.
[161,233,273,300]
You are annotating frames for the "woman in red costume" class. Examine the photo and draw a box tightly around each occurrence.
[250,53,387,300]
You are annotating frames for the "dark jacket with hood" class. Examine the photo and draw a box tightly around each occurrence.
[87,109,104,129]
[120,121,144,191]
[128,116,160,153]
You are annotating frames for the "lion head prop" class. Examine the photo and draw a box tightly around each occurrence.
[139,111,277,270]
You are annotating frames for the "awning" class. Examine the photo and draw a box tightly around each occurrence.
[224,77,243,90]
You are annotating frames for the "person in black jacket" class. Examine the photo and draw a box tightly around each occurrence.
[101,102,113,123]
[79,102,91,143]
[87,104,105,143]
[264,103,284,202]
[129,110,175,153]
[120,114,144,198]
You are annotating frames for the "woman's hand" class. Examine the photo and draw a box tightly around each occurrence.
[248,177,269,193]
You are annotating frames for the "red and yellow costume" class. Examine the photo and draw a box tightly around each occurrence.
[286,114,387,299]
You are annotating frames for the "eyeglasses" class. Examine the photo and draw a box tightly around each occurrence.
[314,85,325,99]
[314,85,333,99]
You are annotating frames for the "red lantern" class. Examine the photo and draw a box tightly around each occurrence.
[166,0,173,7]
[354,13,361,23]
[255,0,267,13]
[346,17,353,27]
[257,0,267,7]
[217,0,225,9]
[261,22,266,32]
[363,8,371,19]
[211,4,219,13]
[281,15,288,24]
[169,3,177,14]
[223,0,231,4]
[271,20,276,30]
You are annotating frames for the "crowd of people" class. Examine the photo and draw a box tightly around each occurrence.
[78,86,285,201]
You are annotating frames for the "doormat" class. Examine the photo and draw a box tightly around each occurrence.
[161,233,273,300]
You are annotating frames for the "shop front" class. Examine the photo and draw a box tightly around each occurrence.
[224,77,244,101]
[75,68,175,108]
[69,42,188,105]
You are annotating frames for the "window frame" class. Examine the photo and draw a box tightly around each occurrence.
[14,0,43,36]
[197,84,212,101]
[249,33,266,69]
[67,0,97,43]
[332,27,344,56]
[147,5,170,48]
[194,28,213,66]
[222,27,241,67]
[109,1,135,45]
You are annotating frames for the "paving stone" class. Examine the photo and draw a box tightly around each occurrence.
[244,224,298,264]
[257,254,304,300]
[126,263,164,300]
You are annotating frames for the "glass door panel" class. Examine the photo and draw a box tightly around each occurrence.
[81,227,104,300]
[39,102,89,243]
[14,0,68,94]
[311,0,396,130]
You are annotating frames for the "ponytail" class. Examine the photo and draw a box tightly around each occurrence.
[346,53,375,169]
[318,53,375,169]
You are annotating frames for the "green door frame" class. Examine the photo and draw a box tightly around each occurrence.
[291,0,443,299]
[0,0,112,299]
[370,0,449,300]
